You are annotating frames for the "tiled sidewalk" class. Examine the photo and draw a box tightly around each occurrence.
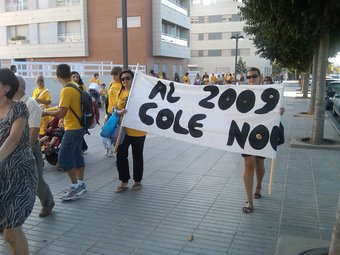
[1,84,340,255]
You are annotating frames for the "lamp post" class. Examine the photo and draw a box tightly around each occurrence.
[230,34,244,84]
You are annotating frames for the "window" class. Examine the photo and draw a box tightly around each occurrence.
[231,49,240,56]
[56,0,80,7]
[191,17,199,24]
[208,33,222,40]
[208,15,223,23]
[58,20,81,43]
[7,25,29,45]
[38,23,50,44]
[232,14,241,22]
[222,15,233,22]
[198,16,205,23]
[198,33,204,40]
[38,0,49,8]
[240,48,250,56]
[191,50,198,57]
[172,65,177,75]
[162,64,167,73]
[208,50,222,56]
[153,64,160,73]
[5,0,28,12]
[117,16,141,28]
[198,50,204,57]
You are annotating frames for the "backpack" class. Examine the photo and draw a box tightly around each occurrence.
[65,83,100,131]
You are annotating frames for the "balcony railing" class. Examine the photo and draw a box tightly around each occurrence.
[161,0,188,16]
[56,0,80,7]
[5,2,28,12]
[7,36,30,45]
[161,33,188,47]
[58,33,82,43]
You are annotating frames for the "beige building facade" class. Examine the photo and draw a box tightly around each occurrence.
[0,0,190,79]
[189,0,271,76]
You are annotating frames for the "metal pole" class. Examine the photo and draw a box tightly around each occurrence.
[235,38,238,84]
[122,0,128,70]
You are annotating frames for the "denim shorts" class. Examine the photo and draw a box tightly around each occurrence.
[57,129,85,171]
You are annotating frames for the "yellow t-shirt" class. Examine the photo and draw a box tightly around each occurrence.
[59,81,83,130]
[32,86,51,108]
[181,75,190,84]
[89,77,101,85]
[107,81,122,113]
[32,86,52,135]
[116,89,146,137]
[210,75,218,84]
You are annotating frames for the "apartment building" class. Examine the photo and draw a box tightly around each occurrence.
[189,0,271,76]
[0,0,190,78]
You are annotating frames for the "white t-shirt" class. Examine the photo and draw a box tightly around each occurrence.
[19,94,42,128]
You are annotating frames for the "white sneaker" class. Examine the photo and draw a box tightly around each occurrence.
[105,149,109,156]
[108,151,114,157]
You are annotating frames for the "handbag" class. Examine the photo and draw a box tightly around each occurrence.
[111,125,126,146]
[100,112,119,138]
[277,122,285,146]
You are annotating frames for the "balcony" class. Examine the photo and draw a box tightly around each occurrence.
[161,33,188,47]
[56,0,80,7]
[5,2,28,12]
[161,0,188,16]
[58,33,82,43]
[7,36,30,45]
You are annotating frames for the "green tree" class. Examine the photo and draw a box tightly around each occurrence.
[240,0,340,144]
[236,57,247,75]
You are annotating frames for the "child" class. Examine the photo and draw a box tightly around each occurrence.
[40,117,64,151]
[99,83,107,110]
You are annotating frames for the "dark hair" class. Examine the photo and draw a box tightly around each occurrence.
[119,70,134,86]
[10,65,17,72]
[56,64,71,79]
[247,67,261,76]
[71,71,84,85]
[111,66,123,75]
[0,68,19,99]
[264,76,273,84]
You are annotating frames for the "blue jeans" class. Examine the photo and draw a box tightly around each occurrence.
[58,129,85,171]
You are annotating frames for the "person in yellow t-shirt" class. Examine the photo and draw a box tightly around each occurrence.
[89,73,101,85]
[181,72,191,84]
[210,73,218,84]
[32,75,52,136]
[114,70,147,193]
[103,66,123,157]
[43,64,86,201]
[71,71,87,91]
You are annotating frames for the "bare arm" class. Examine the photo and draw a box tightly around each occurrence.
[0,117,26,162]
[43,107,67,119]
[35,98,51,105]
[29,127,40,146]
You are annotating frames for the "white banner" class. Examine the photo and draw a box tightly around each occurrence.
[123,71,284,159]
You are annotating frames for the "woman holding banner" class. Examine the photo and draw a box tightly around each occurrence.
[242,67,284,213]
[114,70,147,193]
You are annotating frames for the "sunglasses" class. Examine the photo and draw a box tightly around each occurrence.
[121,76,132,81]
[246,74,259,79]
[111,72,119,75]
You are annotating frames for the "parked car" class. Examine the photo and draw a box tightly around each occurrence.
[325,81,340,110]
[333,89,340,116]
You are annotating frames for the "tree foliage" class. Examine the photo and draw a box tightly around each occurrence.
[236,57,247,74]
[239,0,340,71]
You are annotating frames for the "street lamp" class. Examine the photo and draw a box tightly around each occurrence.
[230,34,244,84]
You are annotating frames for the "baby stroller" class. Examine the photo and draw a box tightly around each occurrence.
[40,117,64,166]
[89,83,102,108]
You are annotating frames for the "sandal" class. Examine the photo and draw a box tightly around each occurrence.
[253,187,262,199]
[115,185,128,193]
[242,201,253,214]
[131,183,142,191]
